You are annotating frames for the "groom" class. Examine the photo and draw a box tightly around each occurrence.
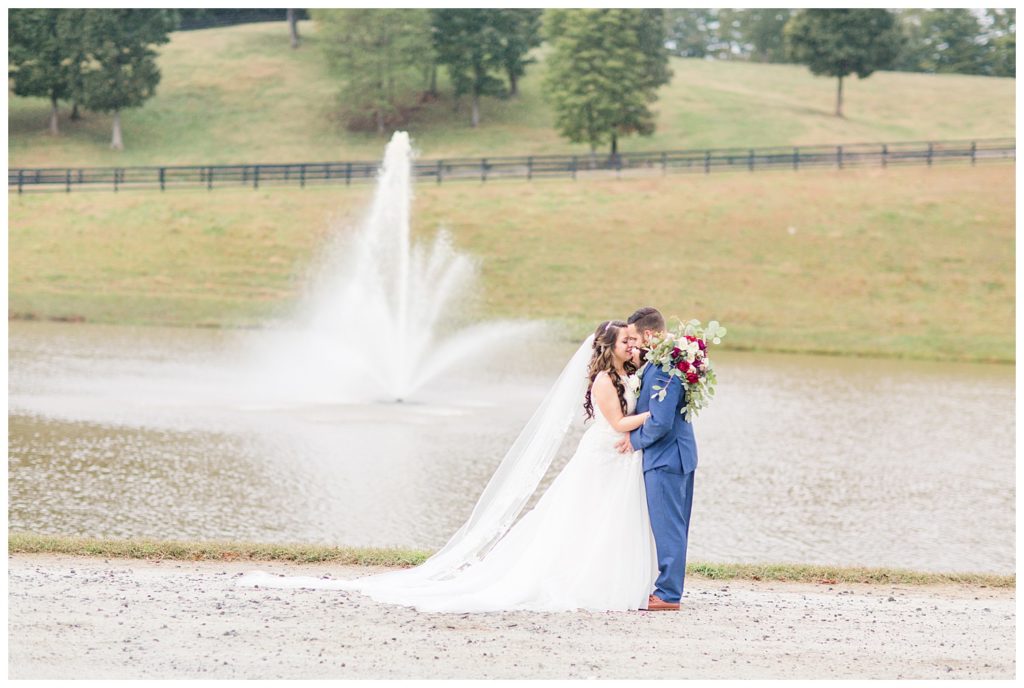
[617,306,698,612]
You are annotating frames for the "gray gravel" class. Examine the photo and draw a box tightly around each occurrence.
[8,554,1015,679]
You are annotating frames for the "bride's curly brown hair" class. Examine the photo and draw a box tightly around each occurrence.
[583,320,637,422]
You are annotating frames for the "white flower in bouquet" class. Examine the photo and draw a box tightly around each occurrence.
[644,318,727,421]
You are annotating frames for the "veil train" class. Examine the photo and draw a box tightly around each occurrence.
[237,334,596,595]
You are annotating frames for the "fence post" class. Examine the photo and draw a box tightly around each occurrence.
[300,163,306,188]
[527,156,532,181]
[66,169,71,193]
[437,159,443,185]
[927,142,933,166]
[704,150,711,174]
[114,168,120,193]
[159,167,165,191]
[481,158,487,182]
[571,155,577,180]
[970,141,976,166]
[253,165,260,189]
[837,145,843,169]
[17,169,23,194]
[242,165,248,184]
[346,162,352,185]
[881,144,888,168]
[207,166,213,191]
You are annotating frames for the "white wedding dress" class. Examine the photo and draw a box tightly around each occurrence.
[239,338,658,613]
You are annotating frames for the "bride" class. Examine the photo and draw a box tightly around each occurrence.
[239,320,659,612]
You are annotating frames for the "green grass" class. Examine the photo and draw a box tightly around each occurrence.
[9,533,1013,588]
[8,21,1016,167]
[9,532,428,567]
[8,163,1015,363]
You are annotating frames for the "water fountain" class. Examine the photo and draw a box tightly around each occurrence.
[9,131,540,425]
[234,131,536,406]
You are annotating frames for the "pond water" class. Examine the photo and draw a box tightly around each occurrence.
[8,320,1015,574]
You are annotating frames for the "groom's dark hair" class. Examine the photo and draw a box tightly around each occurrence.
[627,306,665,333]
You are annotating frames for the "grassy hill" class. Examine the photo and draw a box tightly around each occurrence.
[8,163,1014,363]
[8,20,1016,168]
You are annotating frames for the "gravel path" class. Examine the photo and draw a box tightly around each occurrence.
[8,554,1015,679]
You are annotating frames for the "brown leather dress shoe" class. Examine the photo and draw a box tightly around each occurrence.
[647,594,680,611]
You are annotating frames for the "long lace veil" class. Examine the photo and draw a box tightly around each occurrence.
[381,333,594,582]
[237,334,595,593]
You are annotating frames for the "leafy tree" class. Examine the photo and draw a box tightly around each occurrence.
[430,9,508,127]
[891,9,932,73]
[986,8,1015,77]
[665,9,793,62]
[8,9,86,135]
[736,9,793,63]
[713,9,747,59]
[894,9,1010,76]
[785,9,903,117]
[917,9,987,74]
[665,8,718,58]
[493,9,543,96]
[633,9,673,90]
[66,19,92,122]
[77,9,174,149]
[543,9,671,159]
[313,9,432,134]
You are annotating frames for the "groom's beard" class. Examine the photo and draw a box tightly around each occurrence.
[633,348,650,371]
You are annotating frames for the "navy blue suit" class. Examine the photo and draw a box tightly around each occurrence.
[630,362,698,603]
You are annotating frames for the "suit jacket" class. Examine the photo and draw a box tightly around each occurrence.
[630,362,698,474]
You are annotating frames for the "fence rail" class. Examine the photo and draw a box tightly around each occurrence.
[175,10,309,32]
[9,138,1015,193]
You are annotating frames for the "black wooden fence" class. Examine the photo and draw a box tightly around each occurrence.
[9,138,1015,193]
[176,10,309,32]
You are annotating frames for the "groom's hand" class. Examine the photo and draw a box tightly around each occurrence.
[615,436,634,454]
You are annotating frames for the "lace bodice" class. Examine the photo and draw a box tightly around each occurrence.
[592,373,640,430]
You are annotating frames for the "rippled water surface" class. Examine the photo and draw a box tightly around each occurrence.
[8,321,1015,573]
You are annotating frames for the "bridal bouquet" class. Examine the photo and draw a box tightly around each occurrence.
[645,319,727,421]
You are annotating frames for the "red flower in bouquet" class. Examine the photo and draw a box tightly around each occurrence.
[644,318,727,420]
